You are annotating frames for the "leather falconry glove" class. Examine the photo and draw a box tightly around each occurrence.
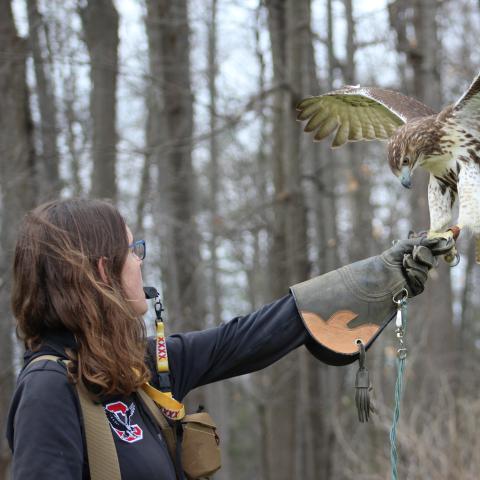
[290,236,453,366]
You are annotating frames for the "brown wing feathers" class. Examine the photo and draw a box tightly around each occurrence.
[316,116,339,142]
[348,111,363,141]
[297,87,436,147]
[359,88,436,120]
[304,108,330,133]
[297,98,323,122]
[454,72,480,113]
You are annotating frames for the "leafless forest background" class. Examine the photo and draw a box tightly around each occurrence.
[1,0,480,479]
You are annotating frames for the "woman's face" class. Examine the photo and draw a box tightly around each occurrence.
[121,226,148,316]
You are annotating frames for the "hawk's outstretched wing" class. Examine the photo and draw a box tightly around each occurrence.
[297,86,436,147]
[453,71,480,130]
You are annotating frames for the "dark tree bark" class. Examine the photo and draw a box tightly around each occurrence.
[263,2,296,478]
[0,1,36,476]
[134,153,151,239]
[27,0,61,199]
[204,3,232,478]
[284,0,310,286]
[251,6,276,480]
[264,0,317,478]
[80,0,119,201]
[207,0,222,327]
[284,2,316,478]
[63,73,83,197]
[265,0,289,302]
[145,0,207,417]
[145,0,206,333]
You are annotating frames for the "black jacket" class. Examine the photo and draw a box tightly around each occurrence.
[6,294,310,479]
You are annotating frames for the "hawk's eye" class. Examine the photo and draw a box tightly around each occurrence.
[402,157,410,166]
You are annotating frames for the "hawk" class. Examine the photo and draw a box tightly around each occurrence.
[297,74,480,263]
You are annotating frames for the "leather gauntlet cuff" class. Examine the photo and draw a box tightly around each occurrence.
[291,254,407,366]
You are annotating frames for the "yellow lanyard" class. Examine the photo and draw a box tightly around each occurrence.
[141,383,185,420]
[142,292,185,420]
[155,320,169,373]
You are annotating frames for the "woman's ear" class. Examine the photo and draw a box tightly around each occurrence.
[97,257,109,284]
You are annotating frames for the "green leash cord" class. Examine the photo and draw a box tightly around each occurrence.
[390,291,408,480]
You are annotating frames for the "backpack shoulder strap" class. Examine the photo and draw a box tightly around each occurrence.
[76,380,121,480]
[28,354,65,365]
[27,354,121,480]
[137,388,180,478]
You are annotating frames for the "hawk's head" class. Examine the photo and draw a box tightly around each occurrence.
[387,118,439,189]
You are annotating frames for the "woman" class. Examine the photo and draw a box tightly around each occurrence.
[6,198,446,479]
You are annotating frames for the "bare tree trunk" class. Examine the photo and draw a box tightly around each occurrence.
[145,0,208,417]
[263,2,297,479]
[284,2,316,478]
[80,0,119,201]
[145,0,206,336]
[26,0,61,199]
[135,153,151,239]
[144,0,165,251]
[253,3,270,304]
[55,6,84,198]
[207,0,222,327]
[252,6,276,479]
[342,0,376,262]
[63,73,83,197]
[264,0,316,478]
[318,0,340,273]
[0,1,36,476]
[284,0,310,286]
[204,3,232,478]
[265,0,289,302]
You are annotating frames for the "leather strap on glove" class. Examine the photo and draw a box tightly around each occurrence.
[290,237,453,366]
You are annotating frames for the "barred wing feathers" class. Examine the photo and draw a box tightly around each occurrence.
[297,87,436,148]
[453,72,480,128]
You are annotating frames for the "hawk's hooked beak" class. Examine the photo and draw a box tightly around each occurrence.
[400,166,412,189]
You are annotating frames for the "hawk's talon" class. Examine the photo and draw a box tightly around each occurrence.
[426,230,455,241]
[426,229,460,265]
[446,251,461,267]
[447,225,461,241]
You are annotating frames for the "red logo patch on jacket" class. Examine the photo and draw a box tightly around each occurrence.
[104,401,143,443]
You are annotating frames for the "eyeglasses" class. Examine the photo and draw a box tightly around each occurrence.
[128,239,146,260]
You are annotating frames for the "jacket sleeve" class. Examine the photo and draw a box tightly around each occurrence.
[7,361,86,480]
[161,294,309,400]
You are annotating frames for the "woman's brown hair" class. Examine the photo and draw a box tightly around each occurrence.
[11,198,150,397]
